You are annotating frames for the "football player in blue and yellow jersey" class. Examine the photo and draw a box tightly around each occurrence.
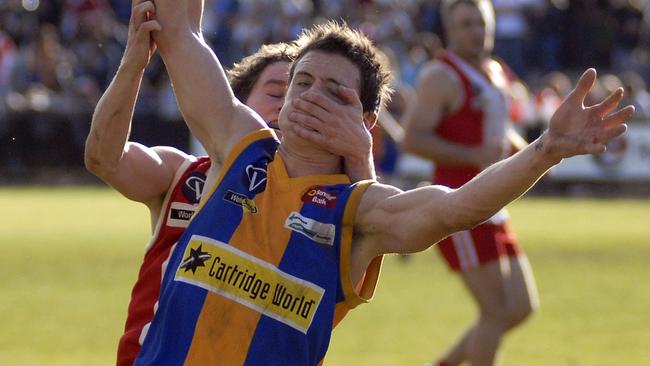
[133,1,634,365]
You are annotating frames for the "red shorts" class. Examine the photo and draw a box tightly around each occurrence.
[437,220,522,272]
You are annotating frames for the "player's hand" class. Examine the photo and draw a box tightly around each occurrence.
[151,0,203,50]
[542,68,634,163]
[289,85,372,164]
[120,0,161,74]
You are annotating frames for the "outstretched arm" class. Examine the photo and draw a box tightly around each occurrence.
[152,0,265,163]
[357,69,633,257]
[85,0,186,206]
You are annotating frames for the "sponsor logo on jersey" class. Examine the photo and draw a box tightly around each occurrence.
[223,190,258,214]
[167,202,197,228]
[244,162,268,193]
[284,212,335,246]
[182,172,206,204]
[175,235,324,333]
[301,186,338,208]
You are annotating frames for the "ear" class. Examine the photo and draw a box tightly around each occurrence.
[363,111,378,130]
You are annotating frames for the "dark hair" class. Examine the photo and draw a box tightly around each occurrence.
[290,21,392,114]
[227,42,296,102]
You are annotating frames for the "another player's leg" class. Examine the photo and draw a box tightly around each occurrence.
[434,252,537,366]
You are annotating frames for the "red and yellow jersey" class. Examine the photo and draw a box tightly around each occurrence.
[117,156,212,366]
[135,129,382,365]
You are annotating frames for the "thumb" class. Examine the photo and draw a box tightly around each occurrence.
[568,68,597,107]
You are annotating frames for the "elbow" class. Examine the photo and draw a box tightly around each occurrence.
[83,148,107,177]
[83,137,116,178]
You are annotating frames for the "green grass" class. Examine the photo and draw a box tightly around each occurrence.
[1,188,649,365]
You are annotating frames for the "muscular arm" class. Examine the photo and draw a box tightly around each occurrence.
[152,0,264,163]
[401,62,502,167]
[85,66,188,205]
[84,0,186,207]
[355,69,633,261]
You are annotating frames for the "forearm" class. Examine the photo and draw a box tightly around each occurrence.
[85,66,144,175]
[157,30,259,161]
[447,133,558,230]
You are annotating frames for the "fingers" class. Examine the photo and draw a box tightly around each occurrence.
[599,124,628,143]
[140,19,163,35]
[336,85,362,109]
[584,124,627,155]
[584,143,607,155]
[592,87,623,117]
[294,93,332,122]
[289,111,325,133]
[569,68,597,106]
[292,123,328,147]
[602,105,635,129]
[132,0,150,9]
[132,1,156,29]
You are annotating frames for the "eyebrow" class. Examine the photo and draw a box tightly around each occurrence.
[263,79,287,87]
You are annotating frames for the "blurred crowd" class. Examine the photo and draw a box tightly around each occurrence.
[1,0,650,181]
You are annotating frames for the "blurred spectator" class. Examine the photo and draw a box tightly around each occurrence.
[492,0,542,77]
[1,0,650,182]
[527,0,569,72]
[611,0,644,71]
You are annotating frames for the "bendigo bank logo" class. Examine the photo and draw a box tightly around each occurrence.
[175,236,325,333]
[301,186,338,208]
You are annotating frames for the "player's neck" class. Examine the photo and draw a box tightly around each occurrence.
[450,48,486,71]
[278,143,343,178]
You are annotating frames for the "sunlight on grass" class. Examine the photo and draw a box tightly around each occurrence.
[1,189,649,365]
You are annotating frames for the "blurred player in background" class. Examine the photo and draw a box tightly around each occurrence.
[83,1,374,365]
[403,1,537,365]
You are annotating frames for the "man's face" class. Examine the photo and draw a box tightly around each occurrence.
[245,61,290,132]
[447,3,492,56]
[278,50,361,150]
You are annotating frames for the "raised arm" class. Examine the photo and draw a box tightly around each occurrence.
[85,0,186,206]
[152,0,265,162]
[356,69,633,258]
[402,62,503,167]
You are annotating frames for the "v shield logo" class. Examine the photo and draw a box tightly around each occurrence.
[245,164,267,193]
[182,172,206,204]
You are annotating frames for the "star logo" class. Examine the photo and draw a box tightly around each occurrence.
[180,244,212,274]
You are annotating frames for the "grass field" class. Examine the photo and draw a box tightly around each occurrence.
[1,187,649,365]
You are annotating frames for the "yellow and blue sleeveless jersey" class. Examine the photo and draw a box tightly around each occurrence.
[135,130,383,365]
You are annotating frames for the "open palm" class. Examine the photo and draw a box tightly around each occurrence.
[545,69,634,161]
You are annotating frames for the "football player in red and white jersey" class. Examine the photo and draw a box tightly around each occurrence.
[403,1,537,365]
[84,2,374,365]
